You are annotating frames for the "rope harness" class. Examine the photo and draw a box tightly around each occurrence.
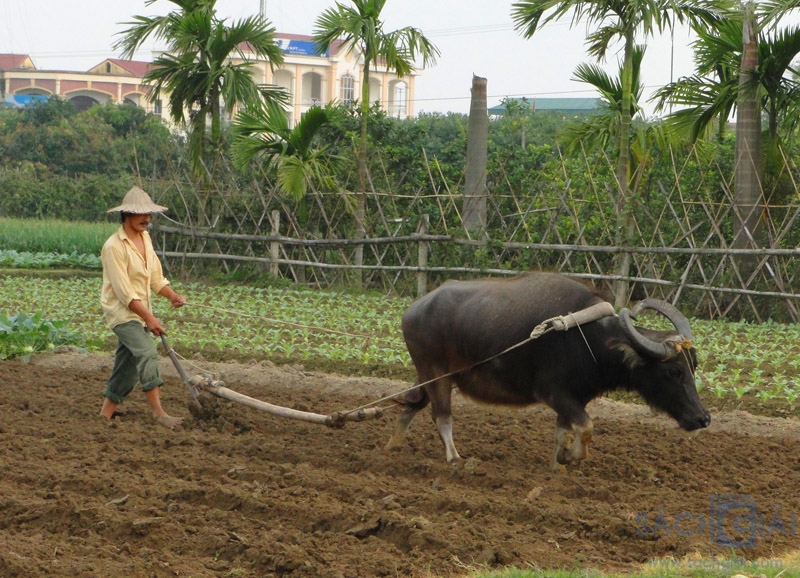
[343,301,617,415]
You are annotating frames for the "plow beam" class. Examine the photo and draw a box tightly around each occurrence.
[200,379,386,429]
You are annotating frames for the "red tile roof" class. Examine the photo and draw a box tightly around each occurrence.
[0,54,34,71]
[101,59,153,76]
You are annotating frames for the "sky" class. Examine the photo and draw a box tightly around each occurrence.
[0,0,703,118]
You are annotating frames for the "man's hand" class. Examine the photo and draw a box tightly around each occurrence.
[145,316,167,337]
[159,286,186,309]
[169,292,186,308]
[129,298,167,336]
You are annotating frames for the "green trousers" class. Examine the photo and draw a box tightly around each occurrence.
[103,320,164,404]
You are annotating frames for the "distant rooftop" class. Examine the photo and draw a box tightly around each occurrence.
[0,53,152,75]
[95,58,153,77]
[489,97,602,116]
[0,54,35,71]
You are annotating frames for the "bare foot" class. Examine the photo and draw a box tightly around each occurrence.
[100,410,124,425]
[153,414,183,430]
[99,398,120,421]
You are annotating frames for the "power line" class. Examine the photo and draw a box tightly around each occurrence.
[426,23,515,37]
[425,19,572,38]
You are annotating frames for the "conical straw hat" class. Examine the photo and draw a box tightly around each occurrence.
[107,186,168,214]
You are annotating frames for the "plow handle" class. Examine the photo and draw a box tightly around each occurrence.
[160,335,201,406]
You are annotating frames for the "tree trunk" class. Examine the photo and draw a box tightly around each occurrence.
[612,33,635,309]
[352,59,372,288]
[733,1,763,277]
[463,75,488,234]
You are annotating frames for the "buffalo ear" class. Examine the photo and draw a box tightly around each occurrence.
[610,340,646,370]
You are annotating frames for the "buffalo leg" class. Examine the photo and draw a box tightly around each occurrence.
[570,419,593,461]
[427,379,460,463]
[552,417,573,471]
[436,414,460,463]
[385,408,421,451]
[385,381,430,451]
[552,409,593,471]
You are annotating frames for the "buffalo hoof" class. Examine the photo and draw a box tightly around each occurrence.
[555,446,573,466]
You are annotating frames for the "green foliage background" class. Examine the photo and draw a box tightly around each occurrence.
[3,97,800,320]
[0,98,181,221]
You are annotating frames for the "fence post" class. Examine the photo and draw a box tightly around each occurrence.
[417,214,429,297]
[270,210,280,278]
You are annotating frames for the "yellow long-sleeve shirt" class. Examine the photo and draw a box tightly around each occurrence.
[100,226,170,330]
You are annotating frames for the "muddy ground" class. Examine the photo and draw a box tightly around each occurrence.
[2,349,800,577]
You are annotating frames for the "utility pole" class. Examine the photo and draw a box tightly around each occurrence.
[260,0,266,18]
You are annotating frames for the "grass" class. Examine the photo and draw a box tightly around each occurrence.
[0,216,117,255]
[456,555,800,578]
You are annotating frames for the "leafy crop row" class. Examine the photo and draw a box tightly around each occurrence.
[0,249,101,269]
[0,217,117,255]
[0,311,84,361]
[0,275,410,368]
[3,275,800,411]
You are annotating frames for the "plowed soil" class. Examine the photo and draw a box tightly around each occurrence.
[2,349,799,577]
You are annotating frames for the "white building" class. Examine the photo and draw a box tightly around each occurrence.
[249,33,416,125]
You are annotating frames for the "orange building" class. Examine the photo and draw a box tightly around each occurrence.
[0,54,157,113]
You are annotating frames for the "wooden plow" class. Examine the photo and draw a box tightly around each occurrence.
[160,336,388,429]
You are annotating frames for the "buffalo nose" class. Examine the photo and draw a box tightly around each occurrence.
[700,412,711,428]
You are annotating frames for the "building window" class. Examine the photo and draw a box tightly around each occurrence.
[311,74,321,104]
[154,99,162,117]
[106,62,111,73]
[393,82,407,117]
[340,74,354,107]
[302,72,322,107]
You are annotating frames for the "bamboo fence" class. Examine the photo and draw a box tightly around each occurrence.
[150,149,800,322]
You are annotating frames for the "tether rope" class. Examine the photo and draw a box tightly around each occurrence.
[343,303,616,414]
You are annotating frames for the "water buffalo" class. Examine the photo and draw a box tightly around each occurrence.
[386,272,710,470]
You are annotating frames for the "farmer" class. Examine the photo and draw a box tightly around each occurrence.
[99,186,186,429]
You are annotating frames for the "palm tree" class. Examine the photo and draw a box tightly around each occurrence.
[559,46,666,290]
[232,103,342,283]
[733,1,763,261]
[559,46,647,156]
[114,0,287,175]
[512,0,726,306]
[730,0,800,272]
[652,18,742,142]
[312,0,439,280]
[654,7,800,272]
[231,102,340,202]
[655,16,800,160]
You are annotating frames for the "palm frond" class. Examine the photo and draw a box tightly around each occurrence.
[276,156,312,201]
[653,74,737,141]
[290,107,330,154]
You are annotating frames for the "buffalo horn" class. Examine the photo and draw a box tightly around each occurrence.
[619,299,692,360]
[631,298,693,340]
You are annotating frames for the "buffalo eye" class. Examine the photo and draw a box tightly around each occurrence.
[667,366,683,379]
